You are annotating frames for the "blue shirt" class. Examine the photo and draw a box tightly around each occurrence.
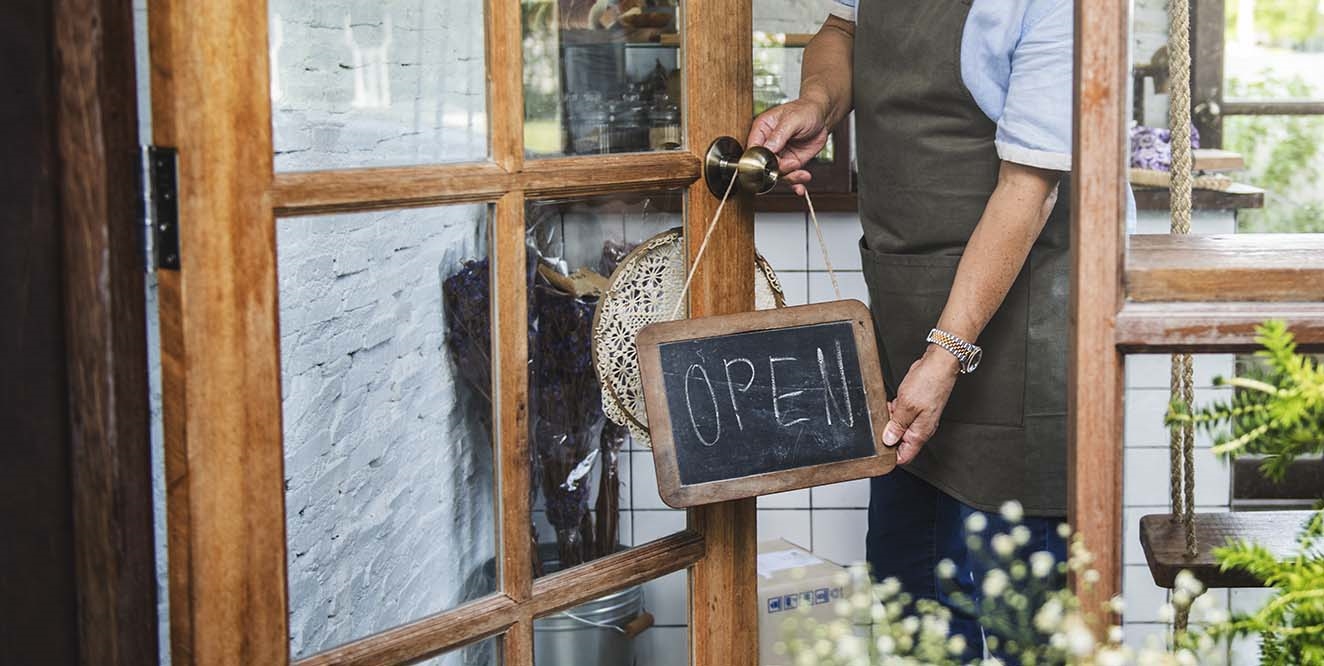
[833,0,1073,172]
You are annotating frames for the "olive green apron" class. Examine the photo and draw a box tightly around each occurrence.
[854,0,1071,515]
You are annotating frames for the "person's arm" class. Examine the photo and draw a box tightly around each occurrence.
[747,15,855,194]
[883,162,1060,464]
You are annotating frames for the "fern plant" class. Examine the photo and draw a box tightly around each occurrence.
[1167,320,1324,481]
[1167,321,1324,663]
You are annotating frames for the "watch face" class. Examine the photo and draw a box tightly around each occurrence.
[965,348,983,373]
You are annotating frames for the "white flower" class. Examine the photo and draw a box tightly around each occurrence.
[1172,589,1192,607]
[999,501,1024,523]
[1096,647,1130,666]
[1157,603,1176,623]
[1056,522,1072,538]
[1108,625,1125,644]
[1064,615,1096,656]
[1029,551,1055,578]
[814,638,833,656]
[875,634,896,655]
[1083,569,1101,584]
[936,558,957,580]
[1033,598,1064,633]
[877,577,902,599]
[1011,525,1031,546]
[946,634,967,656]
[1108,595,1126,614]
[965,512,988,534]
[982,569,1009,598]
[992,534,1016,558]
[1175,570,1205,597]
[901,616,920,635]
[921,615,949,640]
[833,600,852,618]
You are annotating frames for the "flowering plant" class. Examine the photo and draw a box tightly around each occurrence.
[776,501,1219,666]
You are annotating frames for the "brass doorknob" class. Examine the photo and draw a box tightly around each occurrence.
[704,136,781,197]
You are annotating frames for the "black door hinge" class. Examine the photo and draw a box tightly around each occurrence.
[141,146,180,271]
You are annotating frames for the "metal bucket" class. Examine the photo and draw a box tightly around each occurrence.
[462,547,649,666]
[534,583,645,666]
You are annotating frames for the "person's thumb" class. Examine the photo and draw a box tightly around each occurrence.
[882,398,917,448]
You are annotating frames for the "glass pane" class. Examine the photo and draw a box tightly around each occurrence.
[533,546,690,666]
[1225,0,1324,101]
[525,191,685,579]
[279,205,497,659]
[522,0,683,157]
[269,1,488,171]
[1225,114,1324,232]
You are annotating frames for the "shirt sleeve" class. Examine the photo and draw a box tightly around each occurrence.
[830,0,856,22]
[995,0,1073,172]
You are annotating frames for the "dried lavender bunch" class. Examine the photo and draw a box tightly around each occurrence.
[442,258,493,408]
[594,420,629,559]
[530,272,605,568]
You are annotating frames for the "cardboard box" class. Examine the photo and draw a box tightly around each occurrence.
[757,539,852,666]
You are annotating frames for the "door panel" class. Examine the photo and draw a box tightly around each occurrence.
[269,0,489,170]
[152,0,756,662]
[277,205,498,659]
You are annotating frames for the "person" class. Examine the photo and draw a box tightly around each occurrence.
[748,0,1112,660]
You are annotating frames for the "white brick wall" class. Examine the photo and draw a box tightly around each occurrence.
[278,206,494,660]
[269,0,488,171]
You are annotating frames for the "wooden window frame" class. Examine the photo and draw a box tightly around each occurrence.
[1071,0,1324,630]
[151,0,760,664]
[1191,0,1324,148]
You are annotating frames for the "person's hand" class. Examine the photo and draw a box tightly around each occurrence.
[884,346,961,464]
[747,97,831,196]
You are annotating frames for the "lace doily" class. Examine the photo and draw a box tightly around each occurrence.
[591,228,786,446]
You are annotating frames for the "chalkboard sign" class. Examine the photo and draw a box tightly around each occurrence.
[636,300,895,508]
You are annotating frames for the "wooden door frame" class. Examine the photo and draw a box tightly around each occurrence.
[153,0,758,664]
[2,0,159,663]
[1070,0,1324,630]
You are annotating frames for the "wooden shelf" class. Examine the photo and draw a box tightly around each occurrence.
[1234,457,1324,503]
[1132,182,1264,211]
[1114,301,1324,352]
[1126,234,1324,303]
[1139,511,1311,588]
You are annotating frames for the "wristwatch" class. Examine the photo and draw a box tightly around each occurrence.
[926,328,983,375]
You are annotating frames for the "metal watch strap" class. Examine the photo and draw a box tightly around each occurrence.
[926,328,981,374]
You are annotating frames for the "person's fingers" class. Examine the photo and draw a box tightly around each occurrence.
[894,412,937,464]
[782,169,813,185]
[895,437,924,465]
[747,109,781,150]
[906,411,939,446]
[763,108,815,155]
[883,397,918,448]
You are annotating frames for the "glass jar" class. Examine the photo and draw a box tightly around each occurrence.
[648,98,681,151]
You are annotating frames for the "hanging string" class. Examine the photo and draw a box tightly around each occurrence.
[805,188,844,301]
[1168,0,1200,636]
[670,180,846,320]
[670,174,739,320]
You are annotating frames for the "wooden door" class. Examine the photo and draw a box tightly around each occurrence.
[149,1,757,664]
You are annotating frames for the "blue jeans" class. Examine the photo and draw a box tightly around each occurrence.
[866,469,1067,663]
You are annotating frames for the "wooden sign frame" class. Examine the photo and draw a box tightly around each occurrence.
[636,299,895,508]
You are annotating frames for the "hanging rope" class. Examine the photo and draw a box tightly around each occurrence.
[672,180,844,319]
[1167,0,1200,636]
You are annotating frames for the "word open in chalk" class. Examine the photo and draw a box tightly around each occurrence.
[655,321,878,486]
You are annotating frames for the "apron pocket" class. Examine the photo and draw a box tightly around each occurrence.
[860,240,1027,429]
